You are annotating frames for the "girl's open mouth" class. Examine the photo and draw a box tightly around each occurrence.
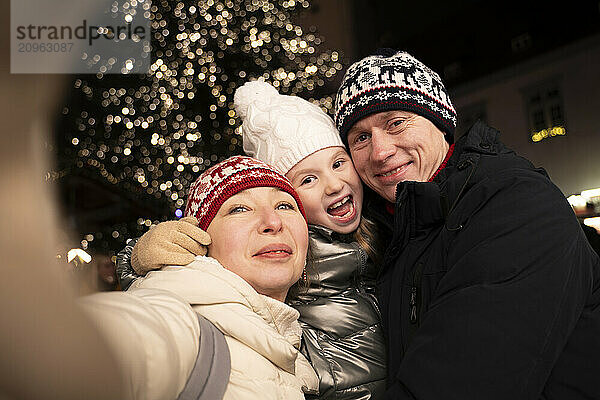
[327,195,356,223]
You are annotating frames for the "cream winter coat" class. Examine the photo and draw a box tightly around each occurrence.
[133,256,318,399]
[80,256,318,399]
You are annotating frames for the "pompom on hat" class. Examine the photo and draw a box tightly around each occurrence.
[234,80,344,175]
[334,49,457,144]
[184,155,306,230]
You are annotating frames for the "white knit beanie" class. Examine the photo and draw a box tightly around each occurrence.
[234,80,344,175]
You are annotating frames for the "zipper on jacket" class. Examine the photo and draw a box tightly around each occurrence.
[409,261,424,325]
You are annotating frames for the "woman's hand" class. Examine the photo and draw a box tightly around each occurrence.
[131,216,211,274]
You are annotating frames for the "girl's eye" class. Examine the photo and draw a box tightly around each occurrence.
[332,159,344,169]
[301,176,316,185]
[276,202,295,211]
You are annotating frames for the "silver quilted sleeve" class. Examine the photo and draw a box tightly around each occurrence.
[116,238,142,290]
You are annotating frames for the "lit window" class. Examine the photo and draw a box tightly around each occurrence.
[522,79,567,143]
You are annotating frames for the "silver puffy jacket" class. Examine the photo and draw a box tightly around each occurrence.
[116,225,387,399]
[292,225,386,399]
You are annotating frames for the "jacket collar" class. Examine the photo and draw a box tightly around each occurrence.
[188,258,319,392]
[309,224,356,244]
[431,120,500,185]
[397,181,448,237]
[309,224,336,241]
[138,258,303,373]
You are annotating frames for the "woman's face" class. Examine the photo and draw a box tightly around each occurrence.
[206,187,308,302]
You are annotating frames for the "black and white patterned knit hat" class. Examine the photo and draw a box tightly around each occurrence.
[334,49,457,144]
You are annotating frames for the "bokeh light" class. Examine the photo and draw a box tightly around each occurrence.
[53,0,343,252]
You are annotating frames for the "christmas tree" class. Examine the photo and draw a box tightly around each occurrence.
[54,0,343,254]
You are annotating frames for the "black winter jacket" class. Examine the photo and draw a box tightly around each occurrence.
[368,121,600,400]
[293,225,387,399]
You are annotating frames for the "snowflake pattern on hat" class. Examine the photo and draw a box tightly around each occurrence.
[334,50,457,142]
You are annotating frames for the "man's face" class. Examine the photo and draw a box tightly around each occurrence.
[347,111,450,202]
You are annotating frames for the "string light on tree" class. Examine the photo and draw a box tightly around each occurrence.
[55,0,343,252]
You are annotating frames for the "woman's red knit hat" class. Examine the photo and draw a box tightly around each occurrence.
[184,155,306,230]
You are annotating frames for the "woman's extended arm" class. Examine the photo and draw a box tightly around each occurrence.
[79,288,200,400]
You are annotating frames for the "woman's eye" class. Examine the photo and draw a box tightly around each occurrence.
[277,202,295,211]
[301,176,316,185]
[229,205,248,214]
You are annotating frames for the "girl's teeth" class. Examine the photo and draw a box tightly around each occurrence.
[330,196,349,210]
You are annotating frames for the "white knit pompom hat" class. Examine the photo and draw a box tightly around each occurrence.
[234,80,344,175]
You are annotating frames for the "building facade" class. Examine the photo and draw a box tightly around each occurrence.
[451,34,600,199]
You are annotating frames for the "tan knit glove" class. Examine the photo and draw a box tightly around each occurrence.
[131,216,211,275]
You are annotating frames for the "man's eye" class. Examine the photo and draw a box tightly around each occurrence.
[389,119,405,129]
[355,133,370,143]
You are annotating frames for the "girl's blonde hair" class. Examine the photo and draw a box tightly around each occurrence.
[353,215,383,265]
[285,244,317,302]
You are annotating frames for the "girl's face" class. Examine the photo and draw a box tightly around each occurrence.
[286,147,363,234]
[206,187,308,302]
